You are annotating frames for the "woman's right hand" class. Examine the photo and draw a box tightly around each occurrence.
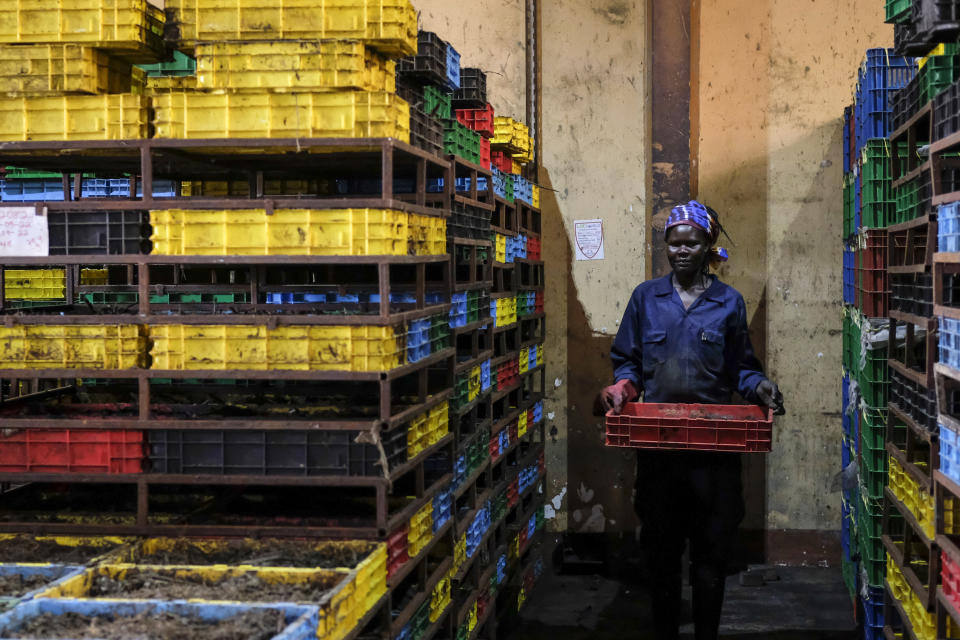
[601,379,639,414]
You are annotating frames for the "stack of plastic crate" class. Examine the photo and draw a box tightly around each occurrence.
[154,0,416,139]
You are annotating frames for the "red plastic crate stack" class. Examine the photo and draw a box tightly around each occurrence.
[519,524,529,548]
[537,451,545,473]
[857,228,888,318]
[477,592,491,619]
[507,478,519,507]
[480,137,490,169]
[491,151,513,173]
[534,291,544,314]
[456,104,495,138]
[497,359,519,390]
[527,237,541,260]
[943,551,960,609]
[488,433,500,459]
[605,403,774,452]
[387,524,410,578]
[508,421,518,443]
[0,430,144,473]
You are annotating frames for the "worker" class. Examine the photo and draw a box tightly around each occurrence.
[600,200,782,640]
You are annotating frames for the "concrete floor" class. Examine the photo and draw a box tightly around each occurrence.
[503,565,858,639]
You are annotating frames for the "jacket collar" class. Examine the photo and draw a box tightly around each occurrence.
[652,273,724,302]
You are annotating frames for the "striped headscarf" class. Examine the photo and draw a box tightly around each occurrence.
[664,200,730,267]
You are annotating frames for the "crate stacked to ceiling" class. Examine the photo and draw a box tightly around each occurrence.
[0,2,547,639]
[841,44,918,639]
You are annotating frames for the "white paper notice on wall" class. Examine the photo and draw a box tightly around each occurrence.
[573,218,604,260]
[0,207,49,256]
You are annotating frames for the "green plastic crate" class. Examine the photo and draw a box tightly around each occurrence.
[430,314,451,351]
[921,54,960,103]
[885,0,911,22]
[841,555,857,598]
[842,310,858,373]
[503,171,515,203]
[444,121,481,164]
[857,348,889,409]
[137,51,197,77]
[423,85,452,120]
[894,174,927,224]
[450,373,469,411]
[859,433,887,501]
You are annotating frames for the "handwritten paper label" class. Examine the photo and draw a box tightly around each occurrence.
[574,219,604,260]
[0,207,49,257]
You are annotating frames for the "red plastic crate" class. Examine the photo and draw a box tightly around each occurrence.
[944,551,960,608]
[527,237,541,261]
[497,360,519,391]
[857,285,889,318]
[0,429,144,473]
[491,151,513,173]
[477,592,490,619]
[479,137,491,169]
[508,478,519,507]
[508,422,518,443]
[456,103,495,138]
[526,409,534,427]
[519,526,529,549]
[605,403,773,452]
[489,435,499,458]
[387,524,409,578]
[534,291,544,313]
[538,451,545,472]
[859,230,887,269]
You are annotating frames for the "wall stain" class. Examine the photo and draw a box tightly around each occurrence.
[592,2,631,25]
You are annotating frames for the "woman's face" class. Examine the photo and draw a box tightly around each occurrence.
[666,224,710,278]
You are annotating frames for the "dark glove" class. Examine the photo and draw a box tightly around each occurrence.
[600,379,639,415]
[756,380,785,415]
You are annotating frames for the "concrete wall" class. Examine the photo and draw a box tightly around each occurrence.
[697,0,891,533]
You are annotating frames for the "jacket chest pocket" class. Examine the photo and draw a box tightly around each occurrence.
[699,327,726,371]
[642,329,667,368]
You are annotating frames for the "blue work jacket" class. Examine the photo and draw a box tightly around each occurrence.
[611,274,768,404]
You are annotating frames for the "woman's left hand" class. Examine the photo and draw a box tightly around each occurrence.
[756,380,784,413]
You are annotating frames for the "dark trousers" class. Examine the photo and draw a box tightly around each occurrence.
[634,450,745,640]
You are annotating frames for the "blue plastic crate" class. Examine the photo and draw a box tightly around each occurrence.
[0,178,66,202]
[529,345,537,370]
[941,422,960,486]
[265,293,327,304]
[855,49,915,153]
[514,175,534,205]
[0,564,85,613]
[453,454,467,487]
[445,42,461,90]
[498,429,509,455]
[843,245,856,305]
[449,292,468,328]
[496,554,507,585]
[407,319,433,363]
[843,105,853,174]
[432,486,453,533]
[527,514,536,539]
[941,317,960,370]
[0,599,317,640]
[480,359,492,390]
[533,401,543,423]
[492,168,508,199]
[940,202,960,252]
[862,586,884,640]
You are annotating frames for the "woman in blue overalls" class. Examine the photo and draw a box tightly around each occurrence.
[601,200,782,640]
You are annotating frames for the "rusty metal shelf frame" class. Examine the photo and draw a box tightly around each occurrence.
[889,214,936,273]
[888,317,938,389]
[0,255,451,325]
[0,138,452,218]
[491,197,518,235]
[518,201,540,238]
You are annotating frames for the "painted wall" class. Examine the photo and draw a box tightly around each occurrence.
[697,0,891,531]
[415,0,649,533]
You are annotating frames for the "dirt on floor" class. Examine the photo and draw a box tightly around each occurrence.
[136,540,373,569]
[88,568,342,602]
[0,539,113,564]
[7,609,289,640]
[0,574,54,598]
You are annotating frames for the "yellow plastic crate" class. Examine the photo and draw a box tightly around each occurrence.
[195,40,395,92]
[519,347,529,374]
[0,324,145,369]
[4,269,65,301]
[79,268,108,285]
[145,74,198,92]
[407,500,433,559]
[887,553,935,640]
[468,366,480,401]
[106,538,384,640]
[153,89,409,140]
[167,0,417,57]
[532,184,540,209]
[150,208,445,256]
[493,233,506,263]
[467,600,477,632]
[494,296,516,328]
[889,456,935,539]
[0,0,165,62]
[425,402,449,448]
[0,94,148,141]
[518,409,527,438]
[537,342,544,366]
[406,410,429,458]
[0,534,129,566]
[493,117,531,155]
[149,324,405,372]
[0,45,133,94]
[429,573,451,622]
[453,532,466,573]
